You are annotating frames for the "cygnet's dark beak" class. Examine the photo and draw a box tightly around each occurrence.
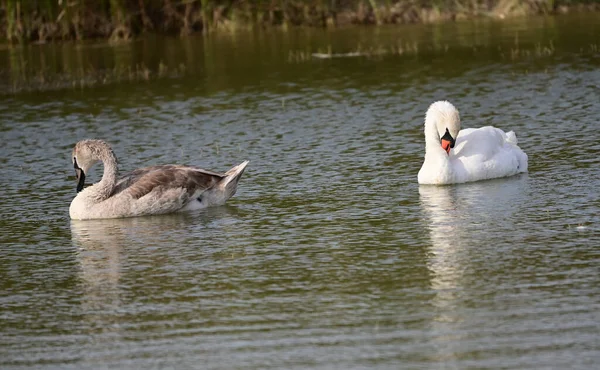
[74,157,86,193]
[441,128,456,155]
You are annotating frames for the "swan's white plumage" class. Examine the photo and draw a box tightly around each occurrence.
[418,101,528,185]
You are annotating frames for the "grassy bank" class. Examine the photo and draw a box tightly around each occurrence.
[1,0,599,43]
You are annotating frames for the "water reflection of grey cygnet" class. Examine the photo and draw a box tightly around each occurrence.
[418,177,529,358]
[70,208,237,326]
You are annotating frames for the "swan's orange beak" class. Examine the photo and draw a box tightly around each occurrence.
[440,128,455,155]
[441,139,452,154]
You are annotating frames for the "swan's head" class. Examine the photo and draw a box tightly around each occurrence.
[72,140,114,192]
[425,101,461,155]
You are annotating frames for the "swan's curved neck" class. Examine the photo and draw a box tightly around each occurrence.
[424,118,446,158]
[92,150,118,201]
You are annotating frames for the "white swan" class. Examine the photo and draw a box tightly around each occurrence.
[69,139,248,220]
[418,101,528,185]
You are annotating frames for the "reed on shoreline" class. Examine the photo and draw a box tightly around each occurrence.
[1,0,598,43]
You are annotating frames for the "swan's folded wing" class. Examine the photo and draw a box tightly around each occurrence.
[112,165,225,199]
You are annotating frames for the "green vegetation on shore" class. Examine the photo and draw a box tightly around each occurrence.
[1,0,599,43]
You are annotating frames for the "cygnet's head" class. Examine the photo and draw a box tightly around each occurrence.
[425,101,461,154]
[72,139,114,192]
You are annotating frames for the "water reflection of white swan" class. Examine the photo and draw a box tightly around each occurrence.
[419,178,528,359]
[419,185,465,323]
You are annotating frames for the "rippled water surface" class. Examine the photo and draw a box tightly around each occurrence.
[1,13,599,369]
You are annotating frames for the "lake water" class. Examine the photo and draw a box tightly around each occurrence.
[1,12,599,369]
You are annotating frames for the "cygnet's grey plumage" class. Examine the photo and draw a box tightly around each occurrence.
[69,139,248,220]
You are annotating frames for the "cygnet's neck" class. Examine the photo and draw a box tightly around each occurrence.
[89,149,118,201]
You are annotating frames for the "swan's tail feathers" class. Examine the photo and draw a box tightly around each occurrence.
[506,130,518,145]
[220,160,249,200]
[505,131,528,172]
[518,151,528,173]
